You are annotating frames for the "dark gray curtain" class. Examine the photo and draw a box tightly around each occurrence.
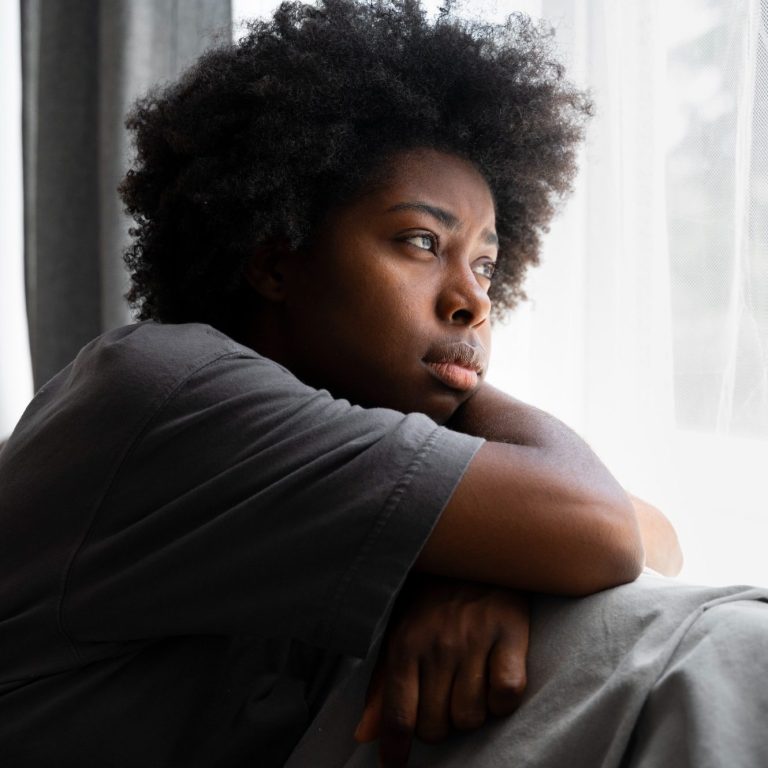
[21,0,232,389]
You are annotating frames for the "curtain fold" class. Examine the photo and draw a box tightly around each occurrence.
[21,0,232,389]
[0,0,32,440]
[487,0,768,585]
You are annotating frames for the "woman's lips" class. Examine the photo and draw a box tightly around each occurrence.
[422,340,486,392]
[424,361,479,391]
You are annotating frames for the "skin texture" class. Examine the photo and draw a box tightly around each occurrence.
[354,573,530,766]
[240,148,497,424]
[242,148,678,767]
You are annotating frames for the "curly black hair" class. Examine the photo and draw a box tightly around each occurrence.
[119,0,591,333]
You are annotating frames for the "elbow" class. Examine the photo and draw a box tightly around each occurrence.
[604,522,645,589]
[609,492,646,582]
[568,497,645,597]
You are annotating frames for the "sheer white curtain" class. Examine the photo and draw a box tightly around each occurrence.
[0,0,33,440]
[484,0,768,586]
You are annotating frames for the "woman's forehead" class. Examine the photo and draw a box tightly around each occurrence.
[359,148,497,224]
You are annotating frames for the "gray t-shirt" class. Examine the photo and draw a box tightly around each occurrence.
[0,322,483,766]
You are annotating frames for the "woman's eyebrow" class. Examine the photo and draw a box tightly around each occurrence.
[386,201,499,246]
[387,201,460,229]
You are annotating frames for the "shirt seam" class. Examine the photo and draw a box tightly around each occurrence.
[315,424,443,649]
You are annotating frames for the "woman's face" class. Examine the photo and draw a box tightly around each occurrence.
[277,148,497,423]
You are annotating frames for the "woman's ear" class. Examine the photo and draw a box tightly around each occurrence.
[244,243,290,302]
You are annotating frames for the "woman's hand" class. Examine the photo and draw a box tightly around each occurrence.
[628,493,684,576]
[353,572,530,768]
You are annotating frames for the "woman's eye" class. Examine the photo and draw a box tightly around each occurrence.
[403,234,436,252]
[473,261,497,281]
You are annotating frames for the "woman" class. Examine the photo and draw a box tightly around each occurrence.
[0,2,764,767]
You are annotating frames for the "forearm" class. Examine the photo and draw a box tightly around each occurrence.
[414,384,643,595]
[448,383,681,579]
[448,383,632,514]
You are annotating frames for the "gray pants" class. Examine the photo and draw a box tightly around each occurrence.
[286,574,768,767]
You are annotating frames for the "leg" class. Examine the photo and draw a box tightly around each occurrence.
[622,600,768,768]
[286,576,768,767]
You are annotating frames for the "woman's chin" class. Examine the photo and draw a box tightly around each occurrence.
[319,377,467,424]
[415,392,467,425]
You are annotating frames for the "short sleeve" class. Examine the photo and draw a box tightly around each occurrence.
[63,351,483,659]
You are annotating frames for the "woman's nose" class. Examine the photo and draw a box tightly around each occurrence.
[436,266,492,327]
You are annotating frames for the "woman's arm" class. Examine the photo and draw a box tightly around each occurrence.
[359,385,669,765]
[359,386,681,766]
[459,382,684,577]
[414,384,645,596]
[354,573,530,766]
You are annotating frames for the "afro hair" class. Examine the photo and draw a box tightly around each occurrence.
[119,0,592,333]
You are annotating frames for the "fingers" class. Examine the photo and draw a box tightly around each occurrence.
[450,652,488,731]
[487,633,528,717]
[450,628,527,731]
[414,658,455,743]
[357,581,531,767]
[362,632,528,767]
[355,661,385,743]
[377,653,419,768]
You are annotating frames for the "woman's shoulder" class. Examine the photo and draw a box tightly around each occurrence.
[87,320,254,370]
[17,322,291,444]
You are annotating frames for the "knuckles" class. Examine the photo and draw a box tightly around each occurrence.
[488,672,527,715]
[381,708,416,736]
[492,668,527,695]
[431,634,462,661]
[387,628,464,665]
[376,580,531,754]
